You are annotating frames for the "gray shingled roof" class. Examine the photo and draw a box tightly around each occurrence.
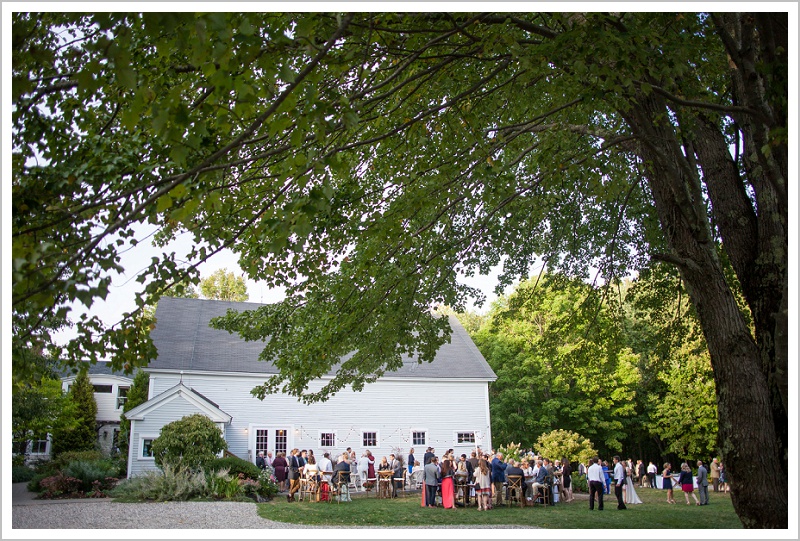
[148,297,496,380]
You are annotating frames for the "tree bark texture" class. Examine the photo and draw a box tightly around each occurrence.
[623,89,788,528]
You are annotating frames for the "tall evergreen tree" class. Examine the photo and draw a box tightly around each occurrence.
[51,371,97,455]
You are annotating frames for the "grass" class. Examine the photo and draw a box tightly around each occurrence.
[256,487,743,529]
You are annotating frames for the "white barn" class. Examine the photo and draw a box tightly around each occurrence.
[125,297,497,478]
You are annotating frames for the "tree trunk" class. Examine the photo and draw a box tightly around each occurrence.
[623,91,787,528]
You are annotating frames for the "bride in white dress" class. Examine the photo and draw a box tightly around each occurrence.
[625,461,643,504]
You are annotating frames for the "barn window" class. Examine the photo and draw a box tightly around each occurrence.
[92,384,113,393]
[362,431,378,447]
[412,431,426,446]
[319,432,336,447]
[456,431,476,444]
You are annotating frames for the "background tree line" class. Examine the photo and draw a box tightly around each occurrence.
[454,266,719,467]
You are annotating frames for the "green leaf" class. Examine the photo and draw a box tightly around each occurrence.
[156,194,173,213]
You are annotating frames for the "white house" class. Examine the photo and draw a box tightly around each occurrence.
[61,364,133,457]
[125,297,496,478]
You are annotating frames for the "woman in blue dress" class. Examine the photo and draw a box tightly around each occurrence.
[602,460,611,494]
[662,462,676,504]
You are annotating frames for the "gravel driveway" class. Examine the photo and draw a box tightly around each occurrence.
[11,484,533,530]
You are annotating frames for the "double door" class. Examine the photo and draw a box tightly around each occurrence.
[254,427,290,459]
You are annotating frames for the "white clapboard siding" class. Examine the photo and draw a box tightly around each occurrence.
[127,372,492,476]
[126,388,229,478]
[62,374,132,422]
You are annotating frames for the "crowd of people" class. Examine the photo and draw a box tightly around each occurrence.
[254,446,730,510]
[418,447,573,509]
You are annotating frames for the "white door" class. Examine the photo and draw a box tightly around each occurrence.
[253,427,292,460]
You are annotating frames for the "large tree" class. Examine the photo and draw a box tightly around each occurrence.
[11,12,788,526]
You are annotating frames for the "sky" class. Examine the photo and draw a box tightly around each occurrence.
[48,223,510,347]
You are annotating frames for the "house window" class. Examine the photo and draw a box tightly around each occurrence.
[362,431,378,447]
[412,431,426,446]
[116,386,129,409]
[140,438,155,459]
[319,432,336,448]
[456,431,476,444]
[30,434,48,455]
[93,384,113,393]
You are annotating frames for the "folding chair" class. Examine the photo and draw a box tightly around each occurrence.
[329,472,351,504]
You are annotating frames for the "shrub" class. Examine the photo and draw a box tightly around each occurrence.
[62,459,120,493]
[110,464,207,501]
[498,442,523,463]
[534,429,597,467]
[52,450,103,469]
[256,469,280,500]
[12,466,36,483]
[207,468,242,500]
[39,473,83,498]
[151,414,227,472]
[207,455,261,480]
[571,473,588,493]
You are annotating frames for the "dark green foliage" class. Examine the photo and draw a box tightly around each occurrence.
[61,459,120,494]
[151,414,227,472]
[570,473,588,494]
[51,371,97,456]
[207,455,261,480]
[12,466,36,483]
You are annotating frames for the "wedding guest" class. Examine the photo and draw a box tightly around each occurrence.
[678,462,700,505]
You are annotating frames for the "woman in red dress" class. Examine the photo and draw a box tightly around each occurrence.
[441,458,455,509]
[272,452,288,492]
[367,450,376,480]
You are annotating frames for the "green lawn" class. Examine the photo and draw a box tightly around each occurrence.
[257,487,742,529]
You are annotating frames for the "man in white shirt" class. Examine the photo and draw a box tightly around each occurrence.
[587,456,605,510]
[647,461,657,488]
[318,452,333,483]
[612,456,627,510]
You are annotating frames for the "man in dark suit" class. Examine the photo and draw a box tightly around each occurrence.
[424,447,435,465]
[612,456,627,510]
[255,451,266,470]
[423,456,440,507]
[287,449,301,502]
[389,453,404,497]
